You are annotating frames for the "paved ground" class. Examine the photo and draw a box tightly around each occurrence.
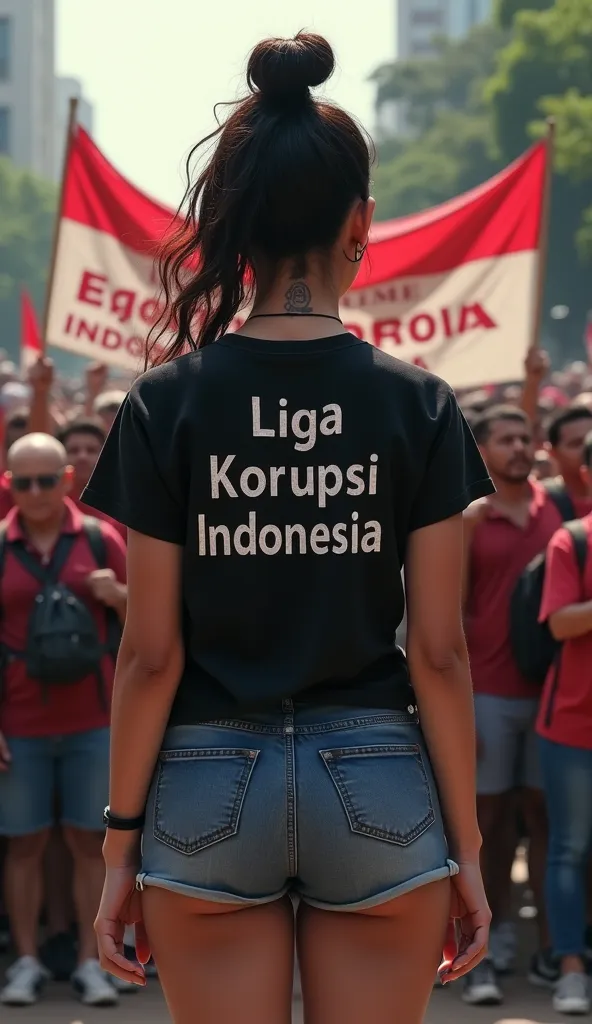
[0,979,568,1024]
[0,927,567,1024]
[0,866,568,1023]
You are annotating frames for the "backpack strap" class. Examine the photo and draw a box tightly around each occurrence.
[564,519,589,579]
[543,479,576,522]
[82,516,122,664]
[7,533,76,586]
[82,516,107,567]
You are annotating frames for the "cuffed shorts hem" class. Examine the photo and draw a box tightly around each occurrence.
[301,858,459,912]
[0,819,53,838]
[135,860,459,912]
[553,947,586,959]
[59,817,106,833]
[136,873,290,906]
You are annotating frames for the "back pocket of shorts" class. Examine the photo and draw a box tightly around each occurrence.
[320,744,434,846]
[154,748,259,855]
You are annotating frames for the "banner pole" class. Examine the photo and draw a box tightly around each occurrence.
[41,96,79,352]
[530,117,555,349]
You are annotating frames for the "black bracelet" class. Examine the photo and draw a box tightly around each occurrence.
[103,806,146,831]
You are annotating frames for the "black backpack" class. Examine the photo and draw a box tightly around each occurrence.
[0,516,121,706]
[543,478,576,521]
[509,516,588,685]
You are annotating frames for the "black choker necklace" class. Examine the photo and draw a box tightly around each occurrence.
[246,312,343,324]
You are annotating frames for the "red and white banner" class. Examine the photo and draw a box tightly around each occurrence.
[46,127,548,388]
[20,290,43,374]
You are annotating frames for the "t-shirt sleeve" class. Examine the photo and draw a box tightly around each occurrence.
[408,389,494,532]
[82,388,186,545]
[539,527,582,622]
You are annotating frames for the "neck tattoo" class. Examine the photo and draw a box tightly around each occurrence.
[284,280,313,314]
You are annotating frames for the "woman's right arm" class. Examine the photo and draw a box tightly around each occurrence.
[406,512,490,981]
[406,513,481,861]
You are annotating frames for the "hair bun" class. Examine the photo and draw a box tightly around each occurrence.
[247,32,335,105]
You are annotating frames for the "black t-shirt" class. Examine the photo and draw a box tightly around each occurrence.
[84,333,493,723]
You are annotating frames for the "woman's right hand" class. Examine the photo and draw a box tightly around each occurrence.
[439,859,491,983]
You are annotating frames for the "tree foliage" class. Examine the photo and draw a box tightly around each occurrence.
[494,0,553,30]
[372,0,592,358]
[371,23,505,220]
[0,159,56,361]
[487,0,592,341]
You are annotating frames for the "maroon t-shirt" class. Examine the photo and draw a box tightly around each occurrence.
[465,481,563,699]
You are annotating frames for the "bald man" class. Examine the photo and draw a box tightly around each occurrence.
[0,434,126,1008]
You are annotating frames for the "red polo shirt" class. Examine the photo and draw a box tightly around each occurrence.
[465,481,563,699]
[537,513,592,749]
[0,498,126,738]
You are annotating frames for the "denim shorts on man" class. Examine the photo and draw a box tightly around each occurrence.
[138,704,457,911]
[0,727,110,836]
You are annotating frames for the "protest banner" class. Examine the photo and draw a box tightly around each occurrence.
[46,116,551,388]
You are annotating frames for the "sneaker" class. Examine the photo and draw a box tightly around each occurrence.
[462,959,503,1005]
[145,958,158,978]
[40,930,77,981]
[489,921,517,974]
[72,958,118,1006]
[0,956,50,1006]
[529,949,560,988]
[553,972,591,1015]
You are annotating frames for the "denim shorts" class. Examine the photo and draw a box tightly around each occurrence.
[137,703,457,911]
[474,695,541,795]
[0,727,110,836]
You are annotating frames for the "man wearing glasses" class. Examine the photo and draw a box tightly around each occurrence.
[0,433,126,1009]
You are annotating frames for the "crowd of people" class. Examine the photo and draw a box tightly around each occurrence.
[0,342,590,1012]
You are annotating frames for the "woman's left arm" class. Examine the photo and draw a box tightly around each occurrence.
[102,527,184,873]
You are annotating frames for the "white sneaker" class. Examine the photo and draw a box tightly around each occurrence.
[1,956,50,1005]
[553,972,591,1015]
[462,959,503,1005]
[489,920,517,974]
[72,959,119,1006]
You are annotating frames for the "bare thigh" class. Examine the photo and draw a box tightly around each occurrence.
[297,877,451,1024]
[141,888,295,1024]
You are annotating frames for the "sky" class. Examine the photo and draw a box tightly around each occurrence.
[56,0,394,209]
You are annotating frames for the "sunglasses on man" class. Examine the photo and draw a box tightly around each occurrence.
[10,473,64,493]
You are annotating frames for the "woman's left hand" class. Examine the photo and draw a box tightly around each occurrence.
[94,865,150,986]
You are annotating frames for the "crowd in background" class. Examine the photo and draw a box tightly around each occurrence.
[0,345,591,1011]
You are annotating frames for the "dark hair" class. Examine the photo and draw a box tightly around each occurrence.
[547,405,592,447]
[149,32,372,365]
[472,405,529,445]
[58,417,106,448]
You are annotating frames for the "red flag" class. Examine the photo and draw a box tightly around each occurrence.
[45,127,549,388]
[20,290,43,375]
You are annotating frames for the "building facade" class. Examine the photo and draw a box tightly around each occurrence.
[380,0,492,136]
[396,0,492,59]
[0,0,55,180]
